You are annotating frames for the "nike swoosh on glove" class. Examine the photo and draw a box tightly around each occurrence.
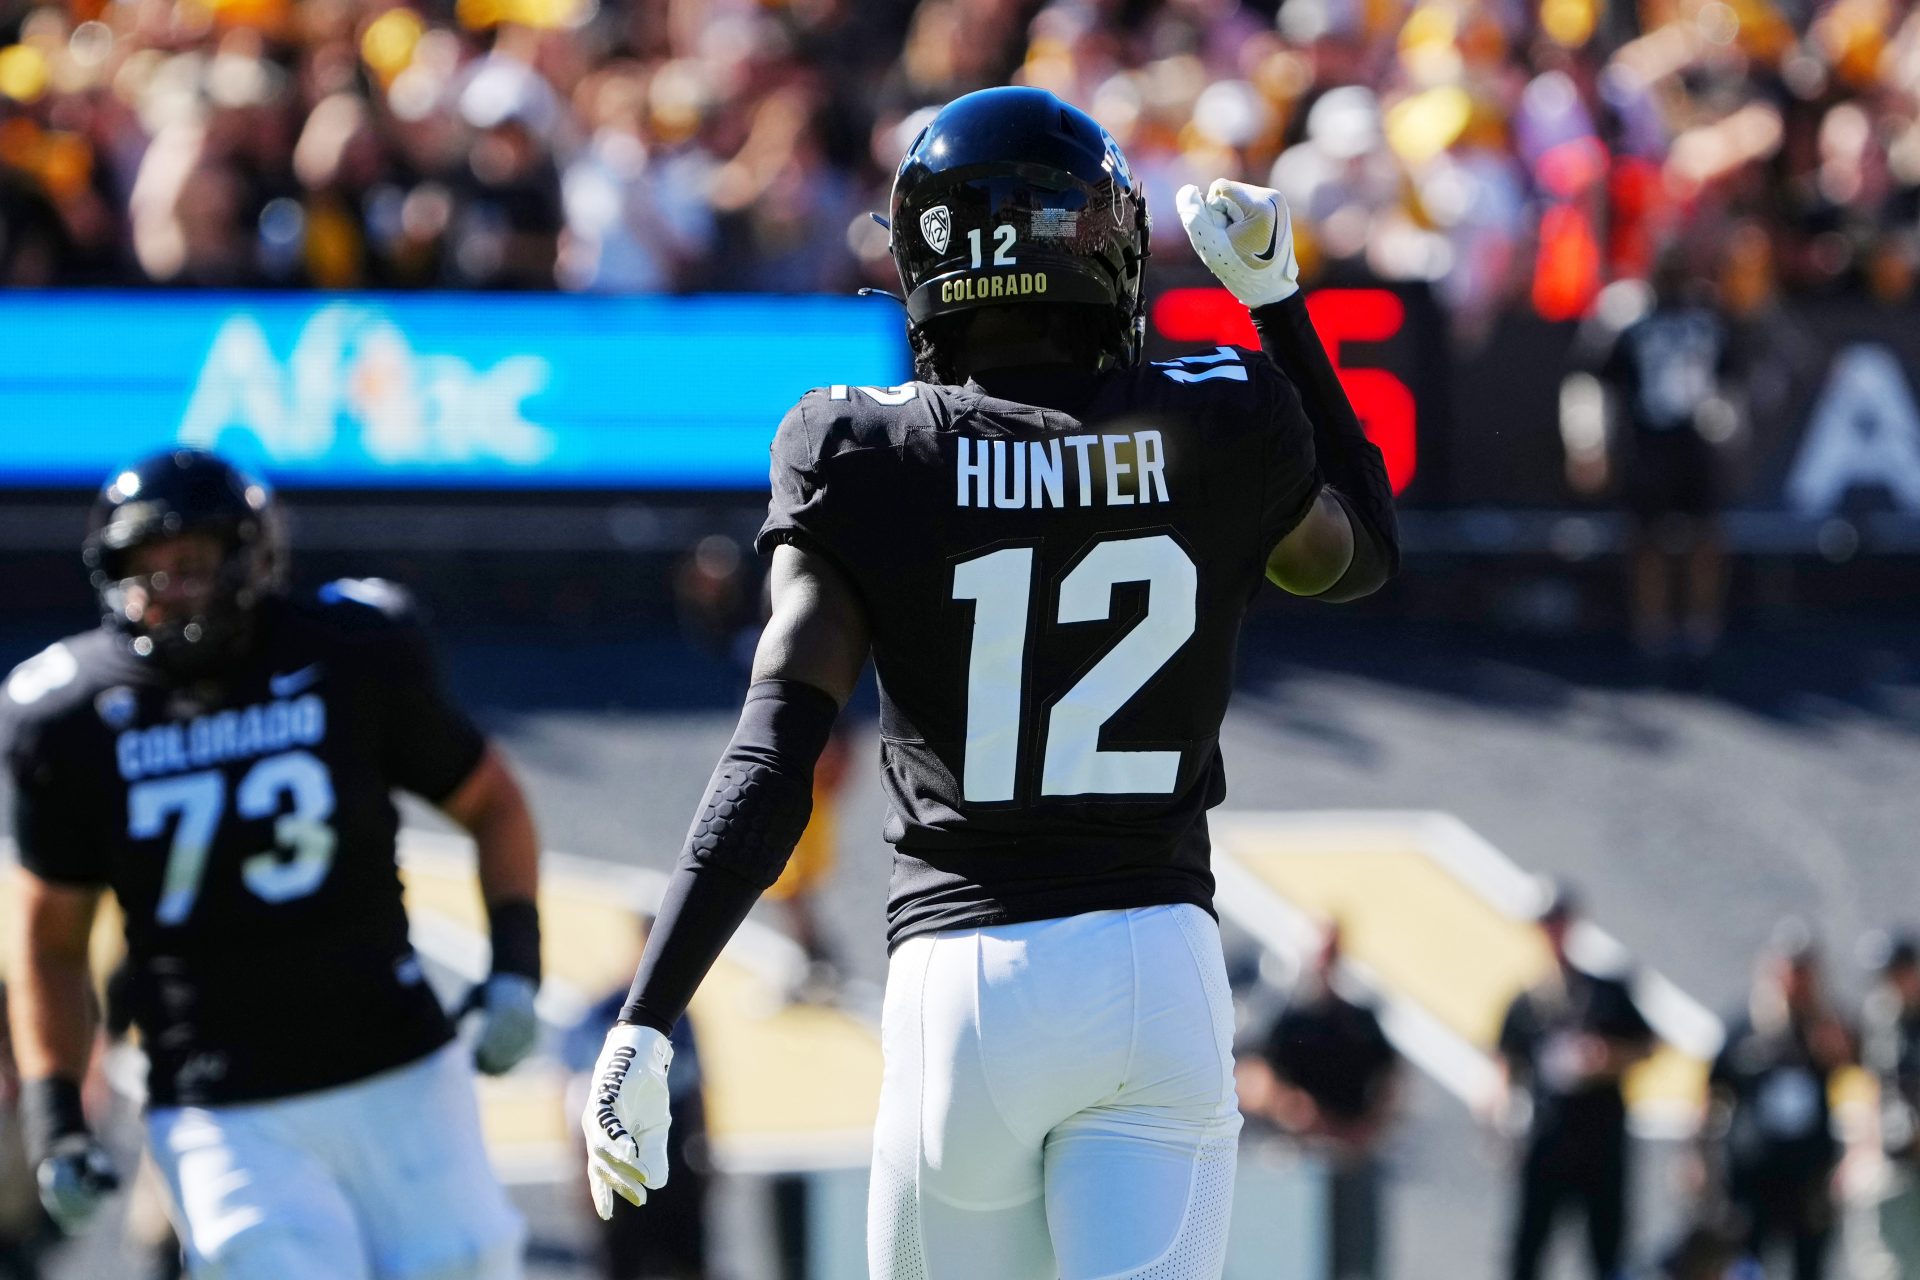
[469,973,540,1076]
[37,1134,119,1235]
[1176,178,1301,308]
[582,1023,673,1219]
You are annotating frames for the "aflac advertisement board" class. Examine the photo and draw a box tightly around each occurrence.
[0,292,906,488]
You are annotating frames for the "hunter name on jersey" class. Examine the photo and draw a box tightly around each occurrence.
[115,692,325,781]
[956,430,1170,509]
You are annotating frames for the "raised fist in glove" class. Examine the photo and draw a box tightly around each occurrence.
[581,1022,674,1219]
[1176,178,1300,308]
[37,1133,120,1235]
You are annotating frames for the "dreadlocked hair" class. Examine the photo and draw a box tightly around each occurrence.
[910,303,1131,384]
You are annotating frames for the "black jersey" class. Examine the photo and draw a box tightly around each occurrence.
[0,581,486,1107]
[1711,1012,1843,1181]
[1603,304,1730,436]
[1264,986,1398,1123]
[1497,965,1653,1144]
[756,346,1320,947]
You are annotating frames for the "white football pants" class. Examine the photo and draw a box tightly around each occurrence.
[147,1042,525,1280]
[869,903,1243,1280]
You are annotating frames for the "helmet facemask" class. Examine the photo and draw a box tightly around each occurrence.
[84,454,288,677]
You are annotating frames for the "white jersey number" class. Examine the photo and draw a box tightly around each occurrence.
[131,771,223,926]
[128,750,338,924]
[966,225,1019,269]
[951,533,1197,802]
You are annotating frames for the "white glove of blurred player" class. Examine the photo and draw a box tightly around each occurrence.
[37,1134,119,1235]
[582,1022,673,1219]
[1176,178,1300,308]
[467,972,540,1076]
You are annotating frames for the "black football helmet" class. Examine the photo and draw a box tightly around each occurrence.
[889,87,1151,368]
[83,448,287,672]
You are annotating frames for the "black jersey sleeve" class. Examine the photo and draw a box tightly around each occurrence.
[324,583,487,804]
[1497,991,1536,1070]
[381,621,486,804]
[756,398,828,555]
[1588,975,1654,1045]
[753,394,871,589]
[1,651,110,886]
[1707,1019,1743,1090]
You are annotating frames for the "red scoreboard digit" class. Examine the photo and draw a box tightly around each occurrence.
[1149,287,1418,495]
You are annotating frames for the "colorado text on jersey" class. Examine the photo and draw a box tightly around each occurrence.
[115,693,325,781]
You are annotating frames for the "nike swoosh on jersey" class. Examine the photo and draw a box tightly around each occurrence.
[269,664,323,698]
[1252,202,1280,262]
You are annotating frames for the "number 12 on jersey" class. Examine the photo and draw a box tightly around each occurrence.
[951,533,1197,802]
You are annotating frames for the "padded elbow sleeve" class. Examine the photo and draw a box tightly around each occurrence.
[683,679,839,888]
[618,679,839,1032]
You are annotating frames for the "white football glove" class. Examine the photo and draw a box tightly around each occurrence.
[37,1134,119,1235]
[468,973,540,1076]
[581,1022,673,1219]
[1176,178,1301,309]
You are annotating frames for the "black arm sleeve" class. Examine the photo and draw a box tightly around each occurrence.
[1251,296,1401,600]
[619,679,840,1033]
[1257,366,1325,552]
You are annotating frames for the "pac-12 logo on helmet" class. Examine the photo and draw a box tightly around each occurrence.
[919,205,952,255]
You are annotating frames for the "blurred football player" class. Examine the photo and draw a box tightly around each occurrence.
[2,449,541,1279]
[1859,934,1920,1279]
[1239,922,1401,1280]
[1702,922,1855,1280]
[583,86,1397,1279]
[1591,252,1739,673]
[1492,882,1654,1280]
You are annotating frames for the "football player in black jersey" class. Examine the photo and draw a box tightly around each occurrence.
[2,449,543,1278]
[583,86,1398,1278]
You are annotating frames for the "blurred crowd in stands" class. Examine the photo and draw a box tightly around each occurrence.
[0,0,1913,325]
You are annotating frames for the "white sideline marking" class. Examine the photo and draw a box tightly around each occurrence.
[1412,812,1723,1061]
[1213,847,1500,1105]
